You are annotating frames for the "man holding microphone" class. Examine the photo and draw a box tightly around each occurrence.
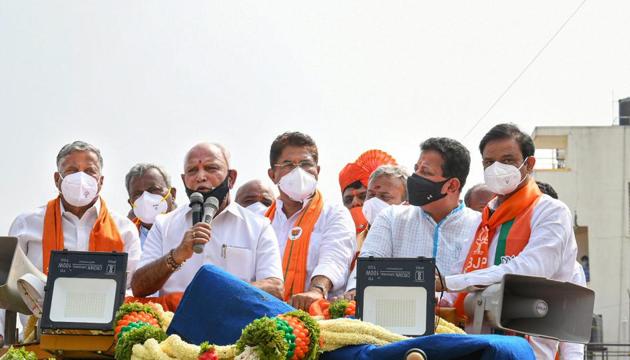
[131,143,284,299]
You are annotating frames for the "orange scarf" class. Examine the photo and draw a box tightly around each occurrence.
[42,196,124,274]
[454,179,542,317]
[265,190,324,301]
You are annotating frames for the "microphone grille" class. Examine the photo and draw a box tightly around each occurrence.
[205,196,220,209]
[189,192,204,204]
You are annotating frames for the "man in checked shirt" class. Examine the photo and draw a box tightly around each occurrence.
[353,137,481,283]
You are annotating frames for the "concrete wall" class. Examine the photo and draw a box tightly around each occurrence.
[533,126,630,343]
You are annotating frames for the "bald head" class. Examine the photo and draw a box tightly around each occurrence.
[184,142,231,170]
[235,179,275,208]
[464,183,495,212]
[181,142,237,199]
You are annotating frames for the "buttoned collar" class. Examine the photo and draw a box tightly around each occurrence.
[59,196,101,220]
[274,196,312,221]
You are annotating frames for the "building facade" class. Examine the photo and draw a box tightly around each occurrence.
[532,125,630,343]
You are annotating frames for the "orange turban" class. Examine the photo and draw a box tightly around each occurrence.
[338,149,397,192]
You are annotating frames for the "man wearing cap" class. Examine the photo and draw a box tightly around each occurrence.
[338,149,398,234]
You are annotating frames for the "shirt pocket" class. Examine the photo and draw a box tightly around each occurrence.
[225,246,254,282]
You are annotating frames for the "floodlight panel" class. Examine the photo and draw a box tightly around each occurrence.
[49,277,117,324]
[363,285,427,335]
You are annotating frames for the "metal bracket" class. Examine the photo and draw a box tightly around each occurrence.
[470,293,486,334]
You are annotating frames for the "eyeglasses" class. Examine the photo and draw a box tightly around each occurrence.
[273,160,317,172]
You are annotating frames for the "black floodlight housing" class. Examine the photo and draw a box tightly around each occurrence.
[356,257,435,337]
[40,250,127,332]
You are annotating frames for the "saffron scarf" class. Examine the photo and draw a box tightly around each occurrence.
[42,196,124,274]
[454,179,542,317]
[265,190,324,300]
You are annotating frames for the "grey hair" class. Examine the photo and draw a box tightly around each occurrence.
[125,163,172,194]
[368,165,410,201]
[56,141,103,172]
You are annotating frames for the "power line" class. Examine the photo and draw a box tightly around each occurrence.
[461,0,588,140]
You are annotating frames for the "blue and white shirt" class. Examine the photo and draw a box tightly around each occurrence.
[359,203,480,276]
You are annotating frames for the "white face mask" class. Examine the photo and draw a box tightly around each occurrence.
[278,167,317,202]
[246,201,269,214]
[133,191,169,224]
[361,197,391,224]
[483,158,528,195]
[60,171,100,207]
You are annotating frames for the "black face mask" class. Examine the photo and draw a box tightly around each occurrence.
[186,174,230,205]
[407,173,450,207]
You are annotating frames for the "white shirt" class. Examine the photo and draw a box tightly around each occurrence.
[445,195,579,360]
[139,201,283,295]
[4,198,141,339]
[445,195,577,291]
[346,202,481,290]
[8,198,141,279]
[361,202,480,274]
[269,197,356,294]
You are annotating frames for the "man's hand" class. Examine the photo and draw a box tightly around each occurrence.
[331,290,355,301]
[435,274,445,292]
[131,223,212,297]
[290,290,324,311]
[173,222,212,263]
[252,278,284,300]
[342,289,356,301]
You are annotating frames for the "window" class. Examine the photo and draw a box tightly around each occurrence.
[534,148,566,170]
[533,135,568,170]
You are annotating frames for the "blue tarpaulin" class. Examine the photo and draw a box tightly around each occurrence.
[168,265,534,360]
[167,265,293,345]
[320,335,534,360]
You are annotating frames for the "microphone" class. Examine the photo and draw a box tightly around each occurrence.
[193,196,220,254]
[189,192,204,226]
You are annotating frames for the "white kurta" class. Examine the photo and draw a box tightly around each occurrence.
[445,194,579,360]
[268,198,356,295]
[139,201,283,295]
[346,202,481,291]
[4,198,141,338]
[8,198,142,278]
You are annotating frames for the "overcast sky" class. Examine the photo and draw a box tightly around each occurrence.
[1,1,629,234]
